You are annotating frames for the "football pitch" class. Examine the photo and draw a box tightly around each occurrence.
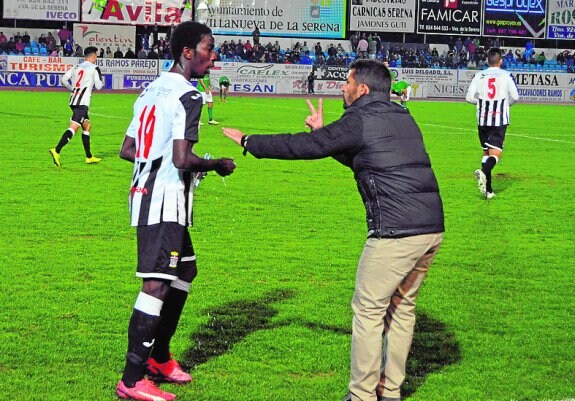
[0,89,573,401]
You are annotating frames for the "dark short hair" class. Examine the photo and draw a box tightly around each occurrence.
[348,59,391,93]
[170,21,212,61]
[487,48,502,66]
[84,46,98,57]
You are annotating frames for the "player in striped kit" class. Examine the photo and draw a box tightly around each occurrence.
[117,22,236,401]
[466,48,519,199]
[49,46,104,167]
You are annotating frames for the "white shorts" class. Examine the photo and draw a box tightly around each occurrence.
[404,86,412,101]
[201,92,213,104]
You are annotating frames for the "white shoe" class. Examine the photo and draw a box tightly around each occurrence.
[208,120,220,125]
[474,169,487,195]
[486,192,496,200]
[199,121,204,126]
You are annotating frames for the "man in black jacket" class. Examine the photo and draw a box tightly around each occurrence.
[222,59,444,401]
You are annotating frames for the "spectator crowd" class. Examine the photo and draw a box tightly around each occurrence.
[0,26,573,73]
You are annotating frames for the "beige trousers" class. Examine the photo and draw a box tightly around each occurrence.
[349,233,443,401]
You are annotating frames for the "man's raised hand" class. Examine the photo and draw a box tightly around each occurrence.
[305,98,323,131]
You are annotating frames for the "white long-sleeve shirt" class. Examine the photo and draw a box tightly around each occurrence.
[61,60,103,107]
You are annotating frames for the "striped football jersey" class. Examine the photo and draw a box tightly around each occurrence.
[466,67,519,127]
[61,60,103,107]
[126,72,203,227]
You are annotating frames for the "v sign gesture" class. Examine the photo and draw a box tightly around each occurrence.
[305,98,324,131]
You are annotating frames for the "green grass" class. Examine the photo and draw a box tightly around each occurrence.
[0,89,573,401]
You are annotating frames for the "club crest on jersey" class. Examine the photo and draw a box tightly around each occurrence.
[169,251,179,268]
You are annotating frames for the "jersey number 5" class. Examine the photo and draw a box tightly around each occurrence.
[136,105,156,159]
[487,77,496,99]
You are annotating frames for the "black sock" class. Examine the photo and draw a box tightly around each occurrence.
[55,129,74,153]
[121,309,161,387]
[82,134,92,158]
[482,156,497,193]
[150,288,189,363]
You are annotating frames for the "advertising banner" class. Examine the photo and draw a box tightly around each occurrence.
[3,57,574,102]
[81,0,187,26]
[6,56,77,73]
[314,65,348,81]
[196,0,346,38]
[3,0,80,21]
[96,58,159,75]
[390,67,457,84]
[456,69,575,102]
[349,0,416,32]
[547,0,575,39]
[417,0,481,35]
[424,83,468,97]
[483,0,547,38]
[6,55,159,75]
[212,62,310,83]
[73,23,136,53]
[0,71,113,88]
[123,74,157,90]
[210,62,314,94]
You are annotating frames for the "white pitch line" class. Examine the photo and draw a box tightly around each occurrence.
[507,133,575,144]
[92,105,575,145]
[91,112,131,120]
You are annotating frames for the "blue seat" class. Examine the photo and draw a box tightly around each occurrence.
[39,47,48,56]
[24,47,31,55]
[31,46,39,55]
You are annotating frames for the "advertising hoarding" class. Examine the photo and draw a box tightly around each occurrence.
[81,0,188,26]
[3,0,80,21]
[417,0,482,35]
[73,23,137,53]
[196,0,346,39]
[547,0,575,39]
[483,0,547,38]
[350,0,417,33]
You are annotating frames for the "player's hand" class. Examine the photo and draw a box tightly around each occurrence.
[222,128,245,145]
[305,98,323,130]
[215,158,236,176]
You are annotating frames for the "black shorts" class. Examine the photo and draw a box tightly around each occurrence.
[136,222,196,281]
[70,105,89,125]
[220,82,230,88]
[478,125,507,151]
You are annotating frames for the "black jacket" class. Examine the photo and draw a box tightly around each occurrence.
[245,92,444,238]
